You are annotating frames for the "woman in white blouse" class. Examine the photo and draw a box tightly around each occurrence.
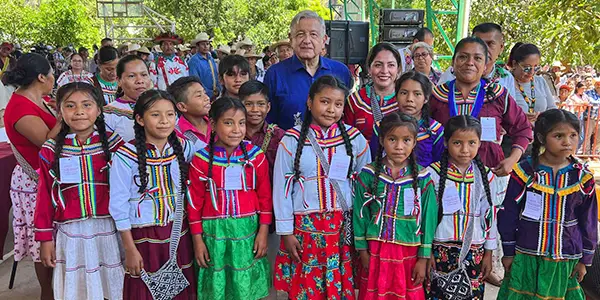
[56,53,93,87]
[509,43,556,123]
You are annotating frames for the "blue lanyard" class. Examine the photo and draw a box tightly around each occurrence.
[447,79,486,117]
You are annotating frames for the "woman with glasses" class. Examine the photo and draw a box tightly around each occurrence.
[411,42,441,85]
[56,53,94,87]
[343,42,400,142]
[508,43,557,123]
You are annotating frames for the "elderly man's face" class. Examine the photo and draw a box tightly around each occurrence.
[291,18,326,61]
[161,41,175,56]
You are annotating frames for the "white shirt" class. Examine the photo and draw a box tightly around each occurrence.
[104,100,135,142]
[513,75,557,113]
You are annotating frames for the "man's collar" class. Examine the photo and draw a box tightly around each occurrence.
[290,54,329,71]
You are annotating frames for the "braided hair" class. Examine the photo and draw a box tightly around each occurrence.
[371,112,420,198]
[531,109,580,170]
[437,115,492,220]
[51,82,111,179]
[133,89,187,193]
[395,71,433,127]
[292,75,353,180]
[206,97,249,179]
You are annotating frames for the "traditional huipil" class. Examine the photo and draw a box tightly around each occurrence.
[149,54,189,91]
[498,158,598,300]
[438,64,517,99]
[34,131,125,300]
[187,141,272,300]
[429,79,532,168]
[92,73,118,105]
[56,70,94,87]
[426,161,500,300]
[353,164,438,300]
[272,123,371,300]
[370,118,444,167]
[104,98,135,142]
[343,84,398,142]
[109,140,197,300]
[174,115,211,153]
[245,122,285,180]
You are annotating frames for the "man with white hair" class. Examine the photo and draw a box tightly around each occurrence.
[264,10,353,130]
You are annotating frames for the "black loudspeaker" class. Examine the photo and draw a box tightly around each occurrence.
[381,9,424,25]
[325,20,370,65]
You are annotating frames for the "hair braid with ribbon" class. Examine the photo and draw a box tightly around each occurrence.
[168,132,187,189]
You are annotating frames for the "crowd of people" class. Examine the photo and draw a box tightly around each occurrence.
[0,8,598,300]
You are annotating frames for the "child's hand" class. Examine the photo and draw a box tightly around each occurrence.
[253,224,269,259]
[570,262,587,282]
[124,247,144,276]
[193,235,211,268]
[502,256,514,273]
[412,257,428,285]
[428,253,436,279]
[282,235,302,263]
[359,250,370,270]
[480,250,493,280]
[40,241,56,268]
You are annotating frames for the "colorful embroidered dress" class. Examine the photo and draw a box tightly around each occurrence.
[56,70,94,87]
[429,80,532,168]
[109,140,197,300]
[245,122,285,180]
[272,123,371,300]
[104,98,135,142]
[93,73,118,104]
[353,164,438,300]
[343,84,398,142]
[498,158,598,300]
[149,54,189,91]
[34,131,125,300]
[370,118,444,167]
[187,141,272,300]
[427,161,500,300]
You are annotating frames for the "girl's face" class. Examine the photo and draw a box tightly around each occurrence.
[119,60,152,100]
[135,99,177,143]
[177,82,211,118]
[60,91,101,134]
[212,108,246,151]
[221,66,249,96]
[396,79,426,119]
[307,86,345,129]
[540,122,578,159]
[446,129,481,167]
[381,125,416,167]
[452,42,487,85]
[99,59,118,82]
[369,50,398,90]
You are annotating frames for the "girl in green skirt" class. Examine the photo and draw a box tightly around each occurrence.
[498,109,598,299]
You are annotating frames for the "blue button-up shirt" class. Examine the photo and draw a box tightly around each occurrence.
[585,89,600,119]
[188,53,221,99]
[264,55,353,130]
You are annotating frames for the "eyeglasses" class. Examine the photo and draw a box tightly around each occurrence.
[518,63,541,74]
[413,52,430,60]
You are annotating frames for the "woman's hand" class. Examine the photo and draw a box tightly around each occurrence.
[282,235,302,263]
[40,241,56,268]
[253,224,269,259]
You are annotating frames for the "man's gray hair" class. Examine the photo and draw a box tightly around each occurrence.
[290,10,326,36]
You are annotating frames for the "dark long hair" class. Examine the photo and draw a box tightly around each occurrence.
[437,115,491,220]
[395,70,433,126]
[371,112,420,199]
[4,53,52,87]
[292,75,353,181]
[531,109,579,170]
[51,83,110,179]
[206,97,249,180]
[367,42,401,67]
[133,90,187,193]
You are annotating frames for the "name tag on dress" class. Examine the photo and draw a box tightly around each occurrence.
[224,165,243,190]
[522,191,543,220]
[443,185,463,214]
[59,157,82,184]
[328,153,351,181]
[480,117,497,142]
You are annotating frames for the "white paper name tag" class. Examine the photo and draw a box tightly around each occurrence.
[480,117,497,142]
[224,165,243,190]
[522,191,543,220]
[403,188,421,216]
[443,185,463,214]
[328,152,351,181]
[59,157,82,184]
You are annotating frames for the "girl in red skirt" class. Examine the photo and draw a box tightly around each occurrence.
[353,112,438,300]
[109,90,196,299]
[272,75,371,299]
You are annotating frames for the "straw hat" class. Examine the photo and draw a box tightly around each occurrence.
[237,37,253,47]
[137,46,151,55]
[127,43,141,53]
[153,31,184,45]
[177,44,190,52]
[270,39,291,52]
[243,50,262,59]
[216,44,231,55]
[191,32,212,45]
[551,61,566,71]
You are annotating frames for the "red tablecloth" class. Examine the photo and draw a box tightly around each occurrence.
[0,143,16,255]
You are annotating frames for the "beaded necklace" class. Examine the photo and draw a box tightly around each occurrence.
[517,79,536,113]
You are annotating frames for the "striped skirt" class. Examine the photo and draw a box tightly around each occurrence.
[53,217,125,300]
